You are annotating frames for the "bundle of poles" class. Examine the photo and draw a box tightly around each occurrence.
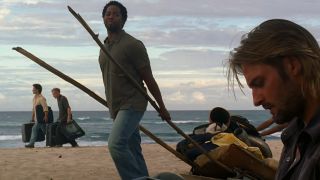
[12,6,233,174]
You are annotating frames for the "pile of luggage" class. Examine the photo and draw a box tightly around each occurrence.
[176,108,278,180]
[21,105,85,147]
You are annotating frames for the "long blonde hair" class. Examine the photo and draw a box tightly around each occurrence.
[227,19,320,98]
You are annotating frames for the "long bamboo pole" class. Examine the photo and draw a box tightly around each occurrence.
[67,6,233,172]
[12,46,196,167]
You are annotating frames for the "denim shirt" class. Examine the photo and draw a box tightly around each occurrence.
[276,110,320,180]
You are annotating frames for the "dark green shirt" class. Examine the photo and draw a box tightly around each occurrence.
[99,30,149,118]
[57,95,70,122]
[276,111,320,180]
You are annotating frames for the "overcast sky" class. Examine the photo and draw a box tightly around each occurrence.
[1,0,320,111]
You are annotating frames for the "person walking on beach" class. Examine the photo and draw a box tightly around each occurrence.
[227,19,320,179]
[99,1,171,179]
[25,83,48,148]
[51,88,78,147]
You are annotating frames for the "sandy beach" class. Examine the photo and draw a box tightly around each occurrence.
[0,140,283,180]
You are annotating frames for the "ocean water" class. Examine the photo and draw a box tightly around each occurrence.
[0,110,279,148]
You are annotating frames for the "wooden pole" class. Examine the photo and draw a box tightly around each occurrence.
[13,46,195,167]
[67,6,233,172]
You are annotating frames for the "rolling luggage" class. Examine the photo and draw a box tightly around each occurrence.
[22,122,34,143]
[21,122,45,143]
[46,122,58,147]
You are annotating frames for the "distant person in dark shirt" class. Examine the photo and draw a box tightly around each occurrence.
[228,19,320,180]
[99,1,170,179]
[51,88,78,147]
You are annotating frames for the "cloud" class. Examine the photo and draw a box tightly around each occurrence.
[125,0,320,18]
[2,0,320,48]
[192,92,206,103]
[166,91,186,102]
[157,77,227,91]
[0,93,6,100]
[0,7,10,21]
[152,49,228,70]
[181,79,227,89]
[2,0,54,5]
[1,0,320,111]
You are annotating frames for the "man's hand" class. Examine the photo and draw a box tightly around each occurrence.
[159,108,171,121]
[31,118,35,122]
[67,118,73,124]
[44,116,48,123]
[67,113,72,124]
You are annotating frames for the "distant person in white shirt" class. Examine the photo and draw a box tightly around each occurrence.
[205,107,229,134]
[25,83,48,148]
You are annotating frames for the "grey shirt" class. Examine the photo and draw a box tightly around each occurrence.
[57,95,70,123]
[276,110,320,180]
[99,30,149,118]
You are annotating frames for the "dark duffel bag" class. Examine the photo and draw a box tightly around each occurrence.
[60,120,85,140]
[36,105,54,124]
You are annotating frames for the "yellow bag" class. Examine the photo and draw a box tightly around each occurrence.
[211,133,264,159]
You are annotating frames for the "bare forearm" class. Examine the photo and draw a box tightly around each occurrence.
[67,107,72,120]
[260,123,287,136]
[146,77,166,109]
[256,118,273,131]
[32,111,35,121]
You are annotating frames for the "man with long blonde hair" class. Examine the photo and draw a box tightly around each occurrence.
[227,19,320,179]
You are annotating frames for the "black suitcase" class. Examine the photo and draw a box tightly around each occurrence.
[46,123,58,147]
[21,122,45,143]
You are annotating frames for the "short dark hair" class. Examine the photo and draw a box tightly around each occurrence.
[51,88,60,93]
[210,107,230,126]
[102,1,128,25]
[33,84,42,93]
